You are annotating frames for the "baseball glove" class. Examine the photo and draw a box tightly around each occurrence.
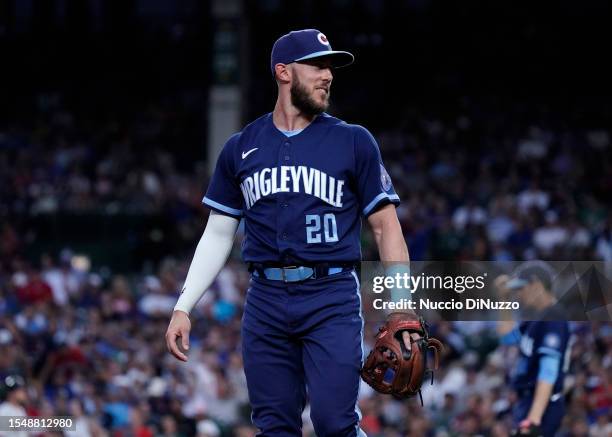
[361,313,443,402]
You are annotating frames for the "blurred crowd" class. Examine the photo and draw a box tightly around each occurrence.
[1,95,611,267]
[1,94,612,436]
[364,107,611,263]
[0,251,611,436]
[0,95,206,217]
[0,251,254,437]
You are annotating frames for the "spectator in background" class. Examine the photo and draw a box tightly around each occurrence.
[65,399,94,437]
[139,275,176,317]
[517,180,550,216]
[41,251,81,307]
[533,211,569,257]
[589,411,612,437]
[452,198,488,231]
[195,419,220,437]
[16,268,53,306]
[157,414,185,437]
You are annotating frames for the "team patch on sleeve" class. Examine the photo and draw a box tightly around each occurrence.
[543,333,561,349]
[380,164,393,192]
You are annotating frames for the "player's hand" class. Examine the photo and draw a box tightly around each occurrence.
[386,312,421,355]
[494,274,511,298]
[401,331,421,353]
[511,419,543,437]
[166,310,191,362]
[381,331,420,361]
[362,311,442,399]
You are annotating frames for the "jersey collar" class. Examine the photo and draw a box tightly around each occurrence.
[268,112,329,140]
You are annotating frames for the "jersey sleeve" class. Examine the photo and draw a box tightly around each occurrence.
[537,354,561,384]
[536,322,569,358]
[353,125,400,216]
[499,326,521,345]
[202,133,243,219]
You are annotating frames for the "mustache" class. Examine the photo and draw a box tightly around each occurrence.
[290,80,329,116]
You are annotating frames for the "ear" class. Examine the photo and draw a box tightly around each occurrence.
[274,63,291,83]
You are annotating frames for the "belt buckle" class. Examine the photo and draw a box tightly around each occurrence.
[281,266,296,283]
[310,266,318,280]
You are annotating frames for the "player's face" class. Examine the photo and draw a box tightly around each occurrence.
[290,58,333,116]
[517,280,546,308]
[11,387,28,405]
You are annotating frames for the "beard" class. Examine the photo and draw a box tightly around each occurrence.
[290,77,329,117]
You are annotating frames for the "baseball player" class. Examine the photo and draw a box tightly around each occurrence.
[496,261,572,437]
[0,375,28,437]
[166,29,418,436]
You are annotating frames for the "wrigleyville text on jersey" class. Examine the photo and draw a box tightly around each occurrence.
[239,165,345,209]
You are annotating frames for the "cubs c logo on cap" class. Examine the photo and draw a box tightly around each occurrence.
[317,33,330,46]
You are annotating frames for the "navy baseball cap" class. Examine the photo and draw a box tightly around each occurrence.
[2,374,25,392]
[506,261,555,291]
[270,29,354,76]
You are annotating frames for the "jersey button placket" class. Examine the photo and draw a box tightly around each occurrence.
[281,142,290,208]
[283,138,298,333]
[277,139,292,248]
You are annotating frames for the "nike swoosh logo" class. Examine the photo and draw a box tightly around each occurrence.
[242,148,258,159]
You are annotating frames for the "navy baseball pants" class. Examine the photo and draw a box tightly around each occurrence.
[513,395,564,437]
[242,270,366,437]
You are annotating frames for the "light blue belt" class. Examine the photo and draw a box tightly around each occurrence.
[252,266,344,282]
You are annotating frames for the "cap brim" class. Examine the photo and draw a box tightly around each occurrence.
[506,278,529,290]
[294,50,355,68]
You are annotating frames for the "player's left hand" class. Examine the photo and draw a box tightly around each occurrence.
[511,419,543,437]
[400,330,421,353]
[379,313,421,357]
[361,311,443,399]
[389,312,422,353]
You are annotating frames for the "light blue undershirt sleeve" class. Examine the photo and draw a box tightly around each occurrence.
[385,264,411,305]
[500,327,521,345]
[538,354,561,384]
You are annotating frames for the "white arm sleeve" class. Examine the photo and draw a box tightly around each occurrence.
[173,211,240,315]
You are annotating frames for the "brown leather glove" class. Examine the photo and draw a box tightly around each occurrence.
[360,313,443,402]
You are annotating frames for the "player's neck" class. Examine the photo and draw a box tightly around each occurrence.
[272,100,317,132]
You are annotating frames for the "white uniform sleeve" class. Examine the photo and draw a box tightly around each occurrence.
[173,211,239,315]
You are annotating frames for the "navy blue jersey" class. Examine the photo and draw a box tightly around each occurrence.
[203,112,399,264]
[511,319,570,395]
